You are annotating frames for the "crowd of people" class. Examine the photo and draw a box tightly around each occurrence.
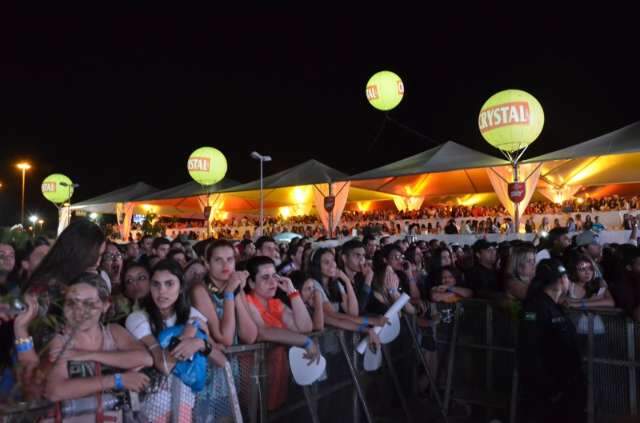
[1,216,640,421]
[118,195,640,242]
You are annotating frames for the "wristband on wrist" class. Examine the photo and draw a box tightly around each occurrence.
[114,373,124,391]
[302,337,313,350]
[201,339,212,356]
[16,340,34,353]
[287,290,301,300]
[224,292,235,301]
[387,287,398,295]
[357,317,369,333]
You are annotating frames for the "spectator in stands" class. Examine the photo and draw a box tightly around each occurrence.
[428,266,473,302]
[27,220,108,295]
[139,235,153,258]
[524,217,536,234]
[245,256,315,410]
[167,249,188,269]
[184,259,207,289]
[122,261,150,309]
[565,255,614,309]
[517,259,585,423]
[363,235,378,260]
[0,242,17,296]
[339,239,375,315]
[592,215,606,232]
[100,242,124,294]
[610,247,640,321]
[151,237,171,260]
[504,244,537,300]
[465,239,499,297]
[126,260,215,422]
[290,270,325,331]
[125,241,140,262]
[255,236,279,263]
[15,237,50,288]
[444,219,458,234]
[535,227,571,264]
[277,242,304,276]
[47,273,151,404]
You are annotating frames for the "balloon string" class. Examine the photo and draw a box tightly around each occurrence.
[385,116,440,147]
[366,113,388,152]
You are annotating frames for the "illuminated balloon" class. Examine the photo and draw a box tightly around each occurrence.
[365,70,404,111]
[41,173,74,204]
[478,89,544,153]
[187,147,228,186]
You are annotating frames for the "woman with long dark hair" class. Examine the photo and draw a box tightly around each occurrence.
[27,220,106,294]
[126,259,216,422]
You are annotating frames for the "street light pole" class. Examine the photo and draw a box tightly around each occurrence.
[16,162,31,225]
[250,151,272,237]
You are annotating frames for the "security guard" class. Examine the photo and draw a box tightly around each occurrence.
[517,258,586,423]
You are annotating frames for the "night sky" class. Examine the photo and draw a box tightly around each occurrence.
[1,11,639,227]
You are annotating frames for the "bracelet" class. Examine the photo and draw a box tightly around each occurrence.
[287,290,301,300]
[387,288,398,295]
[224,292,235,301]
[114,373,124,391]
[14,336,33,346]
[201,339,212,356]
[16,340,34,353]
[302,337,313,350]
[356,317,369,333]
[148,343,160,351]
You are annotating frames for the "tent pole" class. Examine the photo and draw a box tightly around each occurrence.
[513,161,520,234]
[328,182,333,238]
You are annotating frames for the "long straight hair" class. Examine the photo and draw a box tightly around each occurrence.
[27,220,105,293]
[143,259,191,335]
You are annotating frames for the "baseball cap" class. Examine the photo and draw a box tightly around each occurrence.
[575,230,600,247]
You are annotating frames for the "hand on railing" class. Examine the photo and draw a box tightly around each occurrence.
[302,338,321,365]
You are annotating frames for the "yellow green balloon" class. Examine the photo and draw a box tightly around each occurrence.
[365,70,405,111]
[187,147,228,186]
[41,173,74,204]
[478,89,544,153]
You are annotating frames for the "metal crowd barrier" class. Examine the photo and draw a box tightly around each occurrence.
[2,300,638,422]
[437,299,640,423]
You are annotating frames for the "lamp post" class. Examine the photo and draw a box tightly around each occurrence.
[59,182,79,227]
[250,151,272,237]
[16,162,31,225]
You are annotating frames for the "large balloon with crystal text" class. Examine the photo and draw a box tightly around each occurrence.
[365,70,405,111]
[187,147,228,186]
[478,89,544,153]
[42,173,74,204]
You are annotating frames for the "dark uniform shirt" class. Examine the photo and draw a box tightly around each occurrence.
[518,291,585,405]
[465,263,499,293]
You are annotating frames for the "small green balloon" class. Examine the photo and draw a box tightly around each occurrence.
[365,70,405,111]
[42,174,74,204]
[187,147,228,186]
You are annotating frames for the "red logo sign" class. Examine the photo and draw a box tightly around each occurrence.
[508,182,526,203]
[324,196,335,212]
[478,101,531,133]
[188,157,211,172]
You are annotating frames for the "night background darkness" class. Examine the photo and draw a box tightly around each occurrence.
[1,11,638,227]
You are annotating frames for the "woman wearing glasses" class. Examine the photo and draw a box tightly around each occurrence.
[565,254,615,309]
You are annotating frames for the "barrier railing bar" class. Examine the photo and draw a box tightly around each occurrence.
[351,334,360,423]
[302,386,320,423]
[338,330,374,423]
[381,344,413,423]
[266,380,353,422]
[443,303,461,416]
[485,304,494,397]
[627,317,637,416]
[402,314,448,421]
[587,313,595,423]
